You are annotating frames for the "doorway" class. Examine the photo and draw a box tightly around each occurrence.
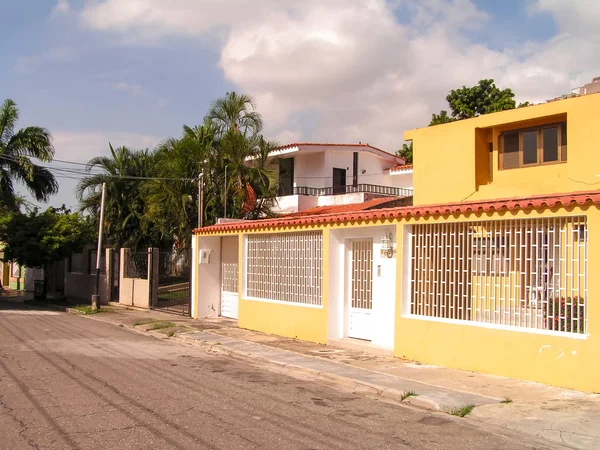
[347,239,373,340]
[333,168,347,194]
[220,236,239,319]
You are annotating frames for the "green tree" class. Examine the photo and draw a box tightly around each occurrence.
[395,141,413,164]
[0,206,94,295]
[207,91,263,136]
[429,79,521,126]
[77,144,161,250]
[142,123,215,248]
[0,99,58,208]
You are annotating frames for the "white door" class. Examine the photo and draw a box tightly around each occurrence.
[221,236,239,319]
[348,239,373,340]
[221,262,239,319]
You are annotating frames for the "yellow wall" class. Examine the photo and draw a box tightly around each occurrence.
[236,228,330,344]
[405,94,600,205]
[394,206,600,392]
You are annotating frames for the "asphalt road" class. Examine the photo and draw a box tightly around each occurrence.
[0,300,560,450]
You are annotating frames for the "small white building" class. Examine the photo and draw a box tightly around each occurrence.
[266,143,413,214]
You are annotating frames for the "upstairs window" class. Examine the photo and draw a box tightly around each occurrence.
[500,122,567,170]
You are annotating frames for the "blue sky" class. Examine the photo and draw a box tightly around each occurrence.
[1,0,598,208]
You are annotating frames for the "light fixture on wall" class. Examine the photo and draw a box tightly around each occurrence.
[381,230,395,258]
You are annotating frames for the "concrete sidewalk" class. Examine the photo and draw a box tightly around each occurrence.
[76,305,599,449]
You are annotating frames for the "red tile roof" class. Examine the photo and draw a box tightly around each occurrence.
[194,190,600,234]
[273,142,405,165]
[389,164,413,172]
[279,197,403,219]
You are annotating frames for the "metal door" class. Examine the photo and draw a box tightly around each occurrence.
[221,262,239,319]
[348,239,373,340]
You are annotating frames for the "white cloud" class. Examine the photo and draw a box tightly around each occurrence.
[15,47,75,74]
[77,0,600,151]
[112,81,148,97]
[51,0,70,18]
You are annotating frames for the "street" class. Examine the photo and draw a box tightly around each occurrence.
[0,300,559,450]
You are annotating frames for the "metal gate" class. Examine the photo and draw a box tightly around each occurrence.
[111,251,120,302]
[152,249,191,316]
[348,239,373,340]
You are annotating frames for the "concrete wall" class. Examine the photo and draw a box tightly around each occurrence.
[405,93,600,205]
[195,236,222,318]
[63,246,112,304]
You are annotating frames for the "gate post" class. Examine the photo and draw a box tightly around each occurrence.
[148,248,159,308]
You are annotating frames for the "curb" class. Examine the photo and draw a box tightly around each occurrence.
[175,332,442,411]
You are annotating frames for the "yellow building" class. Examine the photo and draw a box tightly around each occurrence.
[193,93,600,392]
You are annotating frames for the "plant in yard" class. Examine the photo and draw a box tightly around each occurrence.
[147,321,176,331]
[167,330,176,338]
[0,99,58,209]
[72,305,109,315]
[132,319,160,327]
[400,390,419,401]
[500,397,513,404]
[545,297,585,333]
[442,404,475,417]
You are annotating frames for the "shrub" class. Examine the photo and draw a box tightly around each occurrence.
[545,297,585,334]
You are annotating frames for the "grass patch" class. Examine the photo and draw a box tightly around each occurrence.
[442,404,475,417]
[500,397,513,404]
[132,319,160,327]
[71,305,110,315]
[147,321,176,331]
[166,330,176,338]
[400,390,419,401]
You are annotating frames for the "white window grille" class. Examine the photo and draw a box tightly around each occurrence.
[245,231,323,306]
[410,217,587,334]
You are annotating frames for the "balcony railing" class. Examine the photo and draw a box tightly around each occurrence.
[278,184,413,197]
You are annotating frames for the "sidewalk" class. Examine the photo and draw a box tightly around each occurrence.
[80,305,599,449]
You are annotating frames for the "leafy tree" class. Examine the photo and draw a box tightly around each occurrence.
[429,79,521,126]
[395,141,413,164]
[0,99,58,208]
[77,144,161,250]
[0,206,94,295]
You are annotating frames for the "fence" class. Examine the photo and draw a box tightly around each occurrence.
[125,251,149,279]
[409,216,587,334]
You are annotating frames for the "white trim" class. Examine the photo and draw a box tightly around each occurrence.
[404,314,589,340]
[242,296,324,309]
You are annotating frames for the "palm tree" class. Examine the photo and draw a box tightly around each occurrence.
[142,123,215,248]
[0,99,58,208]
[206,91,263,136]
[77,144,160,250]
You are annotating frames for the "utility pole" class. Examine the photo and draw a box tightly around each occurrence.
[92,182,106,311]
[224,166,227,219]
[198,172,204,229]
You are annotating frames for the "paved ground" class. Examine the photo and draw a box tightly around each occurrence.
[0,300,563,449]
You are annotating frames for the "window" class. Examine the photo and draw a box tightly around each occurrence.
[68,253,85,274]
[245,231,323,306]
[500,122,566,169]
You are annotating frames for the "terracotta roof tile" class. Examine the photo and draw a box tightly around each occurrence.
[194,190,600,234]
[389,164,413,172]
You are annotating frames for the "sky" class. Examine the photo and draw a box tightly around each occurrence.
[1,0,599,209]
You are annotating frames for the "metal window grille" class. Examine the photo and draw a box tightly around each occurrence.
[222,263,239,293]
[246,231,323,305]
[410,217,587,334]
[351,239,373,309]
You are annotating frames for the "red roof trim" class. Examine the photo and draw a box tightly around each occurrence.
[273,142,405,165]
[389,164,413,172]
[194,190,600,234]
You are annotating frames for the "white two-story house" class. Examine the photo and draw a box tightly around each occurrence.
[269,143,413,214]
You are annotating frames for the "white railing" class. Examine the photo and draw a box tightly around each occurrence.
[245,231,323,306]
[409,217,587,334]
